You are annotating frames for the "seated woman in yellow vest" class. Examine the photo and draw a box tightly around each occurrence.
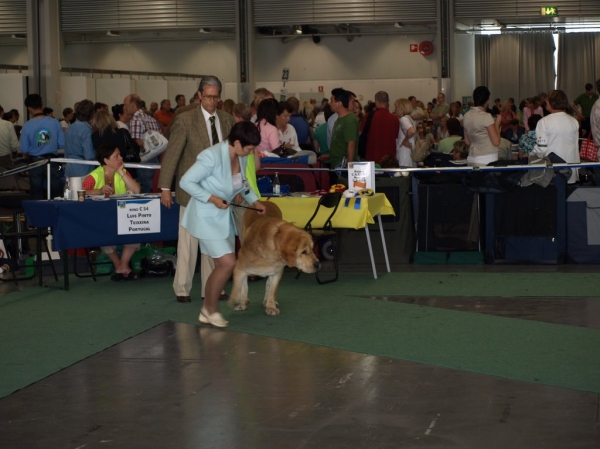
[82,143,142,281]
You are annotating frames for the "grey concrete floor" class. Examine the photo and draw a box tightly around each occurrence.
[0,266,599,448]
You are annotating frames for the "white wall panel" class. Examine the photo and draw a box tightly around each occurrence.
[452,34,475,102]
[222,83,239,103]
[0,74,27,125]
[167,81,199,105]
[60,76,96,113]
[136,80,169,107]
[95,78,136,109]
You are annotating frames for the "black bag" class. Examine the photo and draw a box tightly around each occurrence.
[140,257,175,277]
[358,109,376,159]
[272,145,297,158]
[121,129,141,163]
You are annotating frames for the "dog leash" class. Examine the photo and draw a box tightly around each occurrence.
[223,200,262,212]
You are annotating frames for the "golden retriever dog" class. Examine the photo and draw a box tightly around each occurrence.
[229,202,321,316]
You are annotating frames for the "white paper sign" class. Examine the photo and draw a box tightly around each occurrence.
[117,199,161,235]
[348,161,375,192]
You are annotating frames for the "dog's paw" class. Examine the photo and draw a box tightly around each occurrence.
[265,306,280,316]
[233,304,248,311]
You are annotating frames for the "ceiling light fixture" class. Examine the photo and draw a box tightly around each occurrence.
[394,22,403,28]
[293,25,302,35]
[566,27,600,33]
[199,28,212,34]
[106,30,120,37]
[11,34,27,40]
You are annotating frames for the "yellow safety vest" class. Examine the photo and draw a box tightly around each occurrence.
[88,165,129,194]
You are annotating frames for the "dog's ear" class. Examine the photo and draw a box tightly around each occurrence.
[278,226,300,267]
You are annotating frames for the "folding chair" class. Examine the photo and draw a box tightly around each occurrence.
[0,192,58,286]
[296,192,342,284]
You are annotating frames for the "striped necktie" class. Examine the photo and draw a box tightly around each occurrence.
[209,116,219,145]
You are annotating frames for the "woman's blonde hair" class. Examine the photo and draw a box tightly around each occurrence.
[300,102,315,124]
[93,109,117,136]
[394,98,413,116]
[452,140,469,159]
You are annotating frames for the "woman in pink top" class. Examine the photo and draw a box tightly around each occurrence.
[523,97,544,131]
[255,98,280,168]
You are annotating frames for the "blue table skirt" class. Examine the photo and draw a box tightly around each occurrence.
[23,199,180,251]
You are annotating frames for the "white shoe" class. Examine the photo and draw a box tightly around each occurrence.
[199,307,229,328]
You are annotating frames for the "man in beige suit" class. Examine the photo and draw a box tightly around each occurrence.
[159,76,234,303]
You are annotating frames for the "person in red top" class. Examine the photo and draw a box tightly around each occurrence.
[359,91,400,164]
[153,99,174,134]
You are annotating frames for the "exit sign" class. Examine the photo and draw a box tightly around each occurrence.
[540,6,558,16]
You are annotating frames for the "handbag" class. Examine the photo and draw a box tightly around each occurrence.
[272,145,297,158]
[121,129,141,163]
[141,130,168,162]
[411,138,431,162]
[579,133,598,162]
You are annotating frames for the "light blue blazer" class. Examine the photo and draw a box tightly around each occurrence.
[179,141,259,240]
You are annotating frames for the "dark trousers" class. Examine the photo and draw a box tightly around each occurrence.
[136,156,158,193]
[581,117,592,137]
[29,157,63,200]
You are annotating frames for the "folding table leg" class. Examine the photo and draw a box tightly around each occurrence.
[37,229,42,286]
[377,214,391,273]
[364,224,377,279]
[42,236,59,282]
[62,251,69,291]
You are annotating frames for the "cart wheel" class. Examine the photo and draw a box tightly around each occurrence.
[320,240,335,261]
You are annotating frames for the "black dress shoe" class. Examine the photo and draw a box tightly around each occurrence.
[177,295,191,303]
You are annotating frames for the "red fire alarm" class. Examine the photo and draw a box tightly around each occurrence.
[410,44,418,52]
[318,86,323,92]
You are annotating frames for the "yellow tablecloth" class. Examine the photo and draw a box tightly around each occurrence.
[262,193,395,230]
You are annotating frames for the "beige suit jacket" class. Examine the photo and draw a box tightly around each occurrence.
[164,102,200,138]
[158,106,234,207]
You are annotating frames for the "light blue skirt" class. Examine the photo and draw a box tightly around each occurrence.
[199,208,238,258]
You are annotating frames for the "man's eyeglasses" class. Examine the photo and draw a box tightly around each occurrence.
[202,95,220,102]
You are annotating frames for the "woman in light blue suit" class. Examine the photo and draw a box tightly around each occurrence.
[180,122,266,328]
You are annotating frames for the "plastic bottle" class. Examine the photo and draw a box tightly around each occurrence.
[273,172,280,195]
[63,179,71,200]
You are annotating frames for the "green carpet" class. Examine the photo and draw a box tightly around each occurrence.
[1,271,600,398]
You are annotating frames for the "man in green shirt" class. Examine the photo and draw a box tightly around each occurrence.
[327,88,358,170]
[571,83,599,137]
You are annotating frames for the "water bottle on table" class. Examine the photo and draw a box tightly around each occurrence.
[63,179,71,200]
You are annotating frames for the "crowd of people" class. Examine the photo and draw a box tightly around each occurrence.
[2,75,600,325]
[315,82,599,185]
